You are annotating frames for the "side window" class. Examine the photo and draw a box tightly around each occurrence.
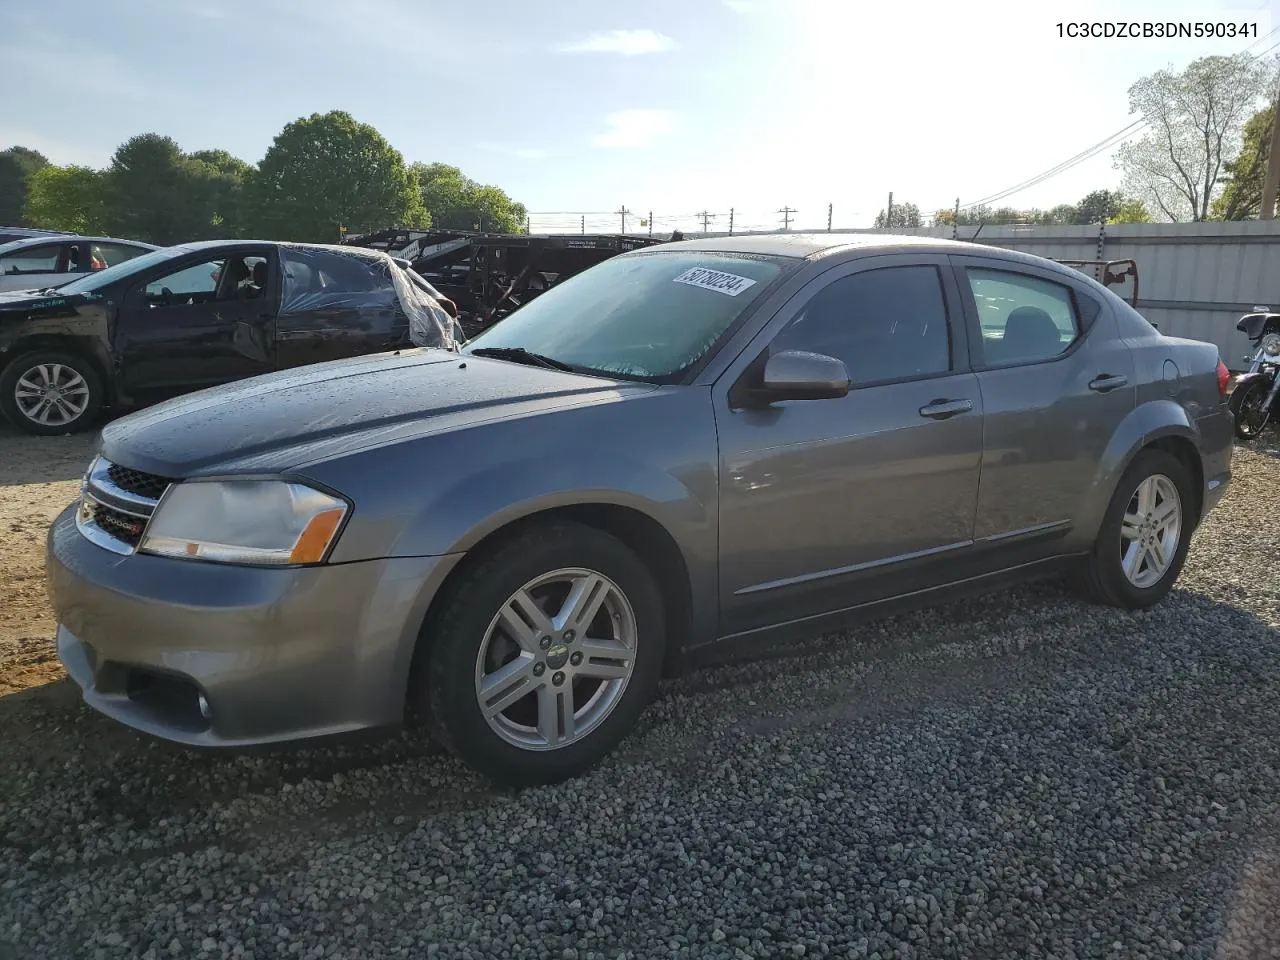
[771,265,951,384]
[1,243,65,275]
[91,243,147,269]
[966,268,1079,366]
[144,259,226,306]
[142,255,268,307]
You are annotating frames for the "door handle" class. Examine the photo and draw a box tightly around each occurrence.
[918,398,973,420]
[1088,374,1128,393]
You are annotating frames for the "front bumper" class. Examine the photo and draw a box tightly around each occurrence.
[47,505,459,747]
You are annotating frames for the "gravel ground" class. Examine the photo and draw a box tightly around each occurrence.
[3,423,1280,960]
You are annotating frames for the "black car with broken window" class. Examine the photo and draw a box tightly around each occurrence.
[0,240,459,435]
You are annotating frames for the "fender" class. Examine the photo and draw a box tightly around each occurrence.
[308,387,722,649]
[1071,398,1198,545]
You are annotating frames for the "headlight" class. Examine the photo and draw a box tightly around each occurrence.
[139,480,348,565]
[1262,333,1280,357]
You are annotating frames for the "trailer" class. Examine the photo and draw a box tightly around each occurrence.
[344,228,672,337]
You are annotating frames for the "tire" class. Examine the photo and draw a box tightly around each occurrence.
[0,350,104,436]
[1077,449,1195,610]
[1230,378,1272,441]
[416,521,666,786]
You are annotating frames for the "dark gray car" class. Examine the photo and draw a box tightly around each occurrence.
[46,234,1234,785]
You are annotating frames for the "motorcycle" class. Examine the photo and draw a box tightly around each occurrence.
[1229,309,1280,441]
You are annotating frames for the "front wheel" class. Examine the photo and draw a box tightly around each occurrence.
[0,351,104,436]
[1076,449,1194,610]
[416,521,666,786]
[1231,378,1274,441]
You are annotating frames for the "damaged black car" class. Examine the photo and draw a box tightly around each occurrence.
[0,240,459,435]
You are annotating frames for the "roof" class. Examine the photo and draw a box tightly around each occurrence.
[642,231,1006,259]
[167,239,391,261]
[0,234,158,252]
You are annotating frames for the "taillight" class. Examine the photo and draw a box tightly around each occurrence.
[1216,359,1230,399]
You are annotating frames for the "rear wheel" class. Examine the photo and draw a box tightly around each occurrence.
[1077,449,1194,609]
[1231,378,1273,440]
[0,350,103,435]
[415,521,665,786]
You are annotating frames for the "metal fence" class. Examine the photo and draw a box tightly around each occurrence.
[687,220,1280,369]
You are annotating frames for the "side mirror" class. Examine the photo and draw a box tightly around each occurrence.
[744,349,851,405]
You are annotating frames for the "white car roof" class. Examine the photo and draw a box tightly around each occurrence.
[0,235,158,255]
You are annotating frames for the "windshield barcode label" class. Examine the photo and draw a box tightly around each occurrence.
[672,267,758,297]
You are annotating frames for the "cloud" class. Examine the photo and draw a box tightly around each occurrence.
[478,142,551,160]
[590,109,676,149]
[721,0,757,10]
[556,29,676,56]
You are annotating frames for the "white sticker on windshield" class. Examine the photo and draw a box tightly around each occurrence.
[672,266,758,297]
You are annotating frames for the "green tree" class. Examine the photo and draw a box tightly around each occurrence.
[1111,198,1152,223]
[1212,106,1274,220]
[873,201,922,228]
[1116,53,1278,221]
[103,133,205,243]
[411,161,527,232]
[0,146,49,225]
[252,111,427,242]
[23,165,108,233]
[186,149,254,239]
[1074,189,1125,223]
[1043,203,1079,224]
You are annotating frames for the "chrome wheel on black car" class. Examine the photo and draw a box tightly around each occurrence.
[0,350,103,435]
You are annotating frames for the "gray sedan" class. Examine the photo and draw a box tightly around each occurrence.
[46,234,1234,785]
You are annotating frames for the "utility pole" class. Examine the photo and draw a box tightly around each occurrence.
[580,214,585,235]
[728,208,734,235]
[1261,85,1280,220]
[648,210,653,236]
[953,197,960,239]
[886,192,893,227]
[616,206,632,234]
[778,206,796,231]
[697,210,716,233]
[827,203,833,231]
[525,214,531,234]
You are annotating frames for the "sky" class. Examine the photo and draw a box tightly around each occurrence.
[2,0,1278,233]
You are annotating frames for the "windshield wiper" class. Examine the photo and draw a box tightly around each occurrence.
[468,346,576,372]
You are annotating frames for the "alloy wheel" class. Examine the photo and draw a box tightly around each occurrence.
[474,567,637,751]
[1119,474,1182,589]
[14,363,91,427]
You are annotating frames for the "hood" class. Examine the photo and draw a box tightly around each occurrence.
[0,288,88,314]
[100,348,653,477]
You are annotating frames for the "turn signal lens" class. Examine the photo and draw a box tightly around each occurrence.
[289,508,346,564]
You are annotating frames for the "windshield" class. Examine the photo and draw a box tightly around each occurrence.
[56,246,181,295]
[463,251,787,380]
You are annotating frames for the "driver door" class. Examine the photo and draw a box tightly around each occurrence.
[713,254,984,639]
[116,250,278,401]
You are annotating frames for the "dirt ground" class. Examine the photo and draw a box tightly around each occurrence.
[0,423,99,695]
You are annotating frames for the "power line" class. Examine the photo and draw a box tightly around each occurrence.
[960,28,1280,211]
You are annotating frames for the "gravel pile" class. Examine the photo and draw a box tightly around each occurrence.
[3,443,1280,960]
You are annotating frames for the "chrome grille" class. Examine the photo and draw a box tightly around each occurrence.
[75,457,170,555]
[105,463,173,500]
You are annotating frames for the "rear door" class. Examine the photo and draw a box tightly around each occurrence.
[115,249,278,400]
[950,255,1136,548]
[273,248,410,370]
